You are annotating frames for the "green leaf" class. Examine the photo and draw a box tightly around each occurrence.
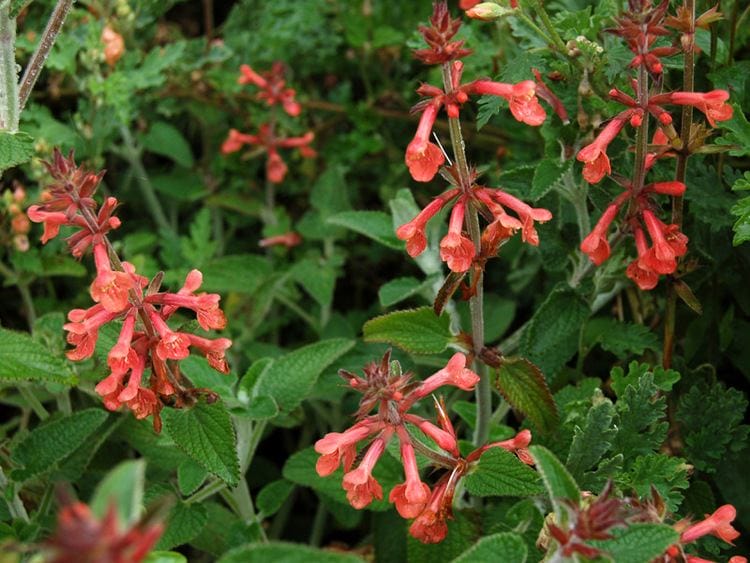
[0,327,77,385]
[162,399,240,487]
[10,0,32,18]
[144,552,188,563]
[616,454,689,512]
[520,286,589,380]
[252,339,354,413]
[463,448,544,497]
[237,395,279,420]
[363,307,453,355]
[156,502,209,551]
[11,408,108,481]
[530,159,571,201]
[142,121,194,167]
[610,362,680,398]
[453,532,527,563]
[716,103,750,157]
[407,511,479,562]
[589,523,679,563]
[90,459,146,527]
[584,318,658,359]
[731,171,750,246]
[528,445,581,518]
[257,479,294,517]
[378,276,433,307]
[177,458,208,496]
[0,131,34,173]
[199,255,272,294]
[494,357,559,434]
[328,210,402,250]
[566,393,617,482]
[218,542,362,563]
[291,258,336,308]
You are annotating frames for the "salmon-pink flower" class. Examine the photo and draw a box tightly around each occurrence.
[90,244,134,313]
[439,200,475,272]
[149,289,226,331]
[626,228,659,291]
[681,504,740,545]
[668,90,733,127]
[389,433,431,518]
[314,420,379,477]
[490,190,552,246]
[342,434,388,509]
[148,309,190,361]
[106,313,137,375]
[221,129,257,154]
[266,150,287,184]
[581,204,620,265]
[469,80,546,126]
[412,353,480,398]
[27,206,71,243]
[406,102,445,182]
[64,305,119,361]
[646,181,686,196]
[259,231,303,248]
[409,481,451,544]
[187,335,232,373]
[404,414,459,457]
[577,116,629,184]
[640,210,686,274]
[396,189,459,257]
[238,62,301,116]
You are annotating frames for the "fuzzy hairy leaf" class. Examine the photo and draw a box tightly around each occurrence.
[177,459,208,497]
[219,542,362,563]
[463,447,544,497]
[142,121,194,167]
[199,255,272,294]
[520,286,589,380]
[0,327,77,385]
[529,445,580,518]
[252,338,355,412]
[566,393,617,482]
[378,276,434,307]
[90,459,146,527]
[0,131,34,173]
[156,502,209,551]
[494,357,559,434]
[715,103,750,157]
[162,399,240,487]
[590,523,679,563]
[530,159,571,201]
[363,307,452,354]
[328,210,402,249]
[616,454,689,512]
[584,319,658,359]
[676,381,749,473]
[291,258,336,308]
[453,532,527,563]
[730,171,750,246]
[610,362,680,398]
[11,408,108,481]
[257,479,294,517]
[406,511,479,563]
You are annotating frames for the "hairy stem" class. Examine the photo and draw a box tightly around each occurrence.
[440,63,490,447]
[18,0,74,112]
[0,2,19,131]
[664,0,695,369]
[19,385,49,420]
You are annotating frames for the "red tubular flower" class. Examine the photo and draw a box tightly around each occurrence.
[396,189,459,256]
[342,432,389,509]
[409,479,451,544]
[439,199,475,272]
[640,209,687,274]
[469,80,546,126]
[221,129,258,154]
[667,90,733,127]
[411,353,480,398]
[646,181,686,196]
[680,504,740,545]
[406,101,445,182]
[532,68,569,124]
[258,231,303,248]
[389,430,431,518]
[148,308,191,361]
[314,419,381,477]
[186,335,232,373]
[404,414,459,457]
[626,227,659,291]
[238,62,301,116]
[581,204,620,265]
[90,243,134,313]
[64,305,120,361]
[490,190,552,246]
[576,115,629,184]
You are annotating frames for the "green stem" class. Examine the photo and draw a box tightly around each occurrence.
[0,467,28,522]
[0,2,19,131]
[19,385,49,420]
[516,11,554,47]
[0,260,36,326]
[275,291,318,332]
[441,63,490,447]
[118,126,172,233]
[185,478,226,504]
[528,0,567,53]
[308,502,327,547]
[17,0,74,112]
[664,0,696,369]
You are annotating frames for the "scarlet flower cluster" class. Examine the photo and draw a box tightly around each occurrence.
[222,63,315,185]
[28,150,231,429]
[398,2,553,274]
[314,351,533,543]
[46,499,163,563]
[576,1,732,290]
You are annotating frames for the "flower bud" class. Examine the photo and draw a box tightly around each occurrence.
[466,2,513,21]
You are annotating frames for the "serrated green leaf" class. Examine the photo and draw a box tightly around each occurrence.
[530,159,571,201]
[252,339,354,412]
[477,95,504,130]
[180,355,237,406]
[589,523,679,563]
[256,479,293,517]
[716,103,750,157]
[54,415,121,482]
[566,394,616,482]
[156,501,208,551]
[327,210,402,250]
[198,254,271,294]
[90,459,146,527]
[610,362,680,398]
[0,131,34,173]
[616,454,689,512]
[453,532,527,563]
[162,399,240,487]
[142,122,194,167]
[584,318,658,359]
[494,357,559,434]
[0,327,77,385]
[291,258,336,308]
[218,542,362,563]
[520,286,589,380]
[363,307,453,354]
[528,445,581,518]
[378,276,432,307]
[731,171,750,246]
[407,511,479,562]
[178,458,208,496]
[11,408,108,481]
[463,448,544,497]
